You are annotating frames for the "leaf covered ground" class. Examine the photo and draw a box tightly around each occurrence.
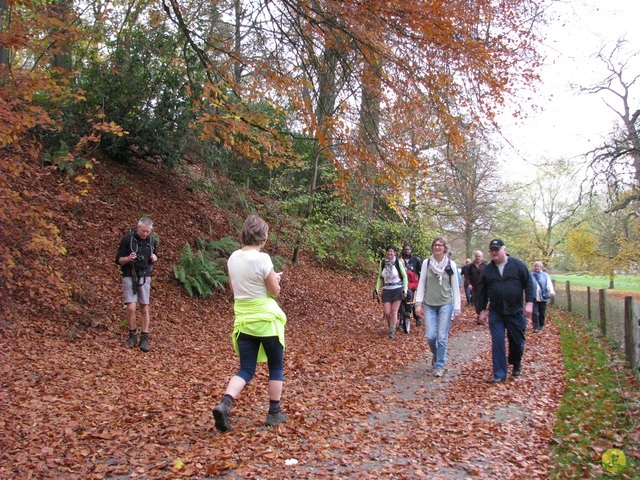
[0,158,581,478]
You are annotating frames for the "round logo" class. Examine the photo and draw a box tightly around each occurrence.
[602,448,628,475]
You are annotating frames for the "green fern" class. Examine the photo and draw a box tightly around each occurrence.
[173,237,238,297]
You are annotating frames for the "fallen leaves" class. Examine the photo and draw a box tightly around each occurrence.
[0,155,596,479]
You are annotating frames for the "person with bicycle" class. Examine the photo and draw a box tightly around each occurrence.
[401,244,423,326]
[400,257,420,329]
[415,236,461,377]
[375,246,408,339]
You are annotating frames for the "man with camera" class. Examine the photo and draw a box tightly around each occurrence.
[115,216,158,352]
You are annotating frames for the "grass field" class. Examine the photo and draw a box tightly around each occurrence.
[550,273,640,293]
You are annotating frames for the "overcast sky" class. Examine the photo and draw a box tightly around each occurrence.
[497,0,640,181]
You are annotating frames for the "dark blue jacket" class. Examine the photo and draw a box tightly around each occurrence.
[475,255,534,316]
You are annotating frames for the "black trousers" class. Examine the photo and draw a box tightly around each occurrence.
[532,301,547,330]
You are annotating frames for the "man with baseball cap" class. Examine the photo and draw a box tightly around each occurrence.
[475,239,535,383]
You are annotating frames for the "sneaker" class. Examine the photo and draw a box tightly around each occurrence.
[139,333,150,353]
[491,376,506,383]
[434,368,444,377]
[213,402,232,432]
[512,364,522,377]
[125,330,138,348]
[389,332,395,339]
[266,411,287,427]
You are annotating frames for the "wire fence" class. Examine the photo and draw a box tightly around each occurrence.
[551,280,640,373]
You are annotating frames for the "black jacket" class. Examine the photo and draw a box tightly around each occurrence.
[468,260,487,289]
[401,255,422,275]
[115,231,156,278]
[475,255,534,316]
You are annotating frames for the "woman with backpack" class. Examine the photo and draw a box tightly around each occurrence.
[375,245,408,339]
[415,236,461,377]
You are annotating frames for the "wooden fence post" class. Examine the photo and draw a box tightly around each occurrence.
[599,289,607,336]
[624,296,639,371]
[566,281,572,312]
[587,286,591,320]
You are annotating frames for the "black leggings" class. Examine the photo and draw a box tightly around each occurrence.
[236,333,284,383]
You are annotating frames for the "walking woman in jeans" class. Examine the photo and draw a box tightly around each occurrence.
[212,215,287,431]
[415,236,461,377]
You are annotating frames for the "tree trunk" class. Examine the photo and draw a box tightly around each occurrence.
[291,46,339,263]
[0,0,10,68]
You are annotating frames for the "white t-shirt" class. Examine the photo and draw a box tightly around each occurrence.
[227,249,274,300]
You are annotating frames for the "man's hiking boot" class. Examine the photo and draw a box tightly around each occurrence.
[213,402,232,432]
[266,411,287,427]
[125,330,138,348]
[139,333,150,353]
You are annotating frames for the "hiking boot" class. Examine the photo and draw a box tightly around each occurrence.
[213,402,232,432]
[389,332,395,339]
[139,333,150,353]
[512,364,522,377]
[125,330,138,348]
[266,412,287,427]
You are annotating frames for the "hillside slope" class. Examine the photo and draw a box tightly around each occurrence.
[1,157,567,479]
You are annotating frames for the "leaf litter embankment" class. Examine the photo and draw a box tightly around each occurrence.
[0,158,565,479]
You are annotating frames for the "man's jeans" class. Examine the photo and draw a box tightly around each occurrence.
[488,310,526,379]
[424,303,454,369]
[464,285,471,306]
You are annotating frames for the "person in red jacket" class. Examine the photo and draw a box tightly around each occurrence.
[401,258,422,327]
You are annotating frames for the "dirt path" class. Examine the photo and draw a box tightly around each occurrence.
[271,312,565,479]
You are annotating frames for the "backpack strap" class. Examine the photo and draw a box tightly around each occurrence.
[380,259,403,279]
[427,258,453,278]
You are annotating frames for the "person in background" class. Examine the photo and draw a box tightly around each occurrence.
[401,243,423,325]
[115,216,158,353]
[415,236,461,377]
[461,258,472,306]
[401,243,422,277]
[531,261,555,332]
[375,246,408,339]
[212,215,288,431]
[468,250,487,324]
[476,239,534,383]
